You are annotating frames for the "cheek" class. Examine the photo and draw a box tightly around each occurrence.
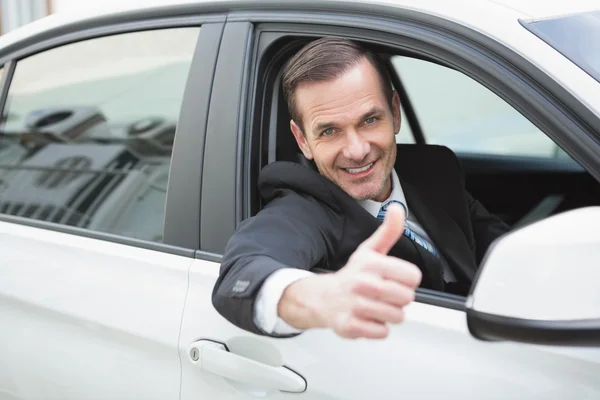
[313,142,340,168]
[370,128,395,150]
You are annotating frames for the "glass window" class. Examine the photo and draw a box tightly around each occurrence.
[0,28,200,243]
[391,56,559,157]
[523,10,600,84]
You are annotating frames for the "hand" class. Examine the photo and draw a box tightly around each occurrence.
[278,203,422,338]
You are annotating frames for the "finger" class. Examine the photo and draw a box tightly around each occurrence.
[360,203,406,254]
[352,275,416,306]
[334,314,389,339]
[352,297,406,324]
[357,252,422,288]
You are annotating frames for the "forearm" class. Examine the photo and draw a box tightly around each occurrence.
[213,194,338,334]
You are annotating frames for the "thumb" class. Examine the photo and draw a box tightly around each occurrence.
[361,203,406,254]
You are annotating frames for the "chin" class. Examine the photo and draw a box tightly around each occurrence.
[332,169,388,201]
[346,183,385,202]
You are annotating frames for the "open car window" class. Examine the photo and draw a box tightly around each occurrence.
[391,55,564,158]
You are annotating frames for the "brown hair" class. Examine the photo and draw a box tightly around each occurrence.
[282,36,394,132]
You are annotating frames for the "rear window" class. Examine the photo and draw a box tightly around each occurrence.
[522,10,600,83]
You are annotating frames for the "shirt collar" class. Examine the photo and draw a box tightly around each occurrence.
[358,169,408,218]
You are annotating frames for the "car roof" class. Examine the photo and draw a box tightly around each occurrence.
[0,0,597,51]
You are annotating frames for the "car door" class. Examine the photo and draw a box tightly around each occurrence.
[180,4,600,400]
[0,11,224,400]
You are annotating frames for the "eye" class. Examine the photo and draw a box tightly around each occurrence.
[322,128,334,136]
[365,117,377,125]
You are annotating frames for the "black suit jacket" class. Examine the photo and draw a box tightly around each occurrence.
[212,145,510,335]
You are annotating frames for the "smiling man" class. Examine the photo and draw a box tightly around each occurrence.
[212,37,510,339]
[289,56,398,203]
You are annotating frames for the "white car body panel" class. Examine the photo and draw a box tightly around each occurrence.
[180,261,600,400]
[471,207,600,321]
[0,221,192,399]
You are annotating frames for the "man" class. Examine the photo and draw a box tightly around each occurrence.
[212,37,509,339]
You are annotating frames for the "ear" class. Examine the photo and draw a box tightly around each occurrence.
[290,119,313,160]
[392,91,401,133]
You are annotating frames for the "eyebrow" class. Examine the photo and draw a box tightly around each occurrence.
[359,107,385,121]
[312,106,386,135]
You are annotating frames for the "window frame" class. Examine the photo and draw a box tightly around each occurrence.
[385,56,425,145]
[242,20,600,211]
[0,11,227,256]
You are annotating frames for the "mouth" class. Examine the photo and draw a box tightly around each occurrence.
[343,161,375,176]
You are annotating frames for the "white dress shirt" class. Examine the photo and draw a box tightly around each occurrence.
[253,169,453,335]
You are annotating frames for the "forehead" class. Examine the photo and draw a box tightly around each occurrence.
[294,59,388,128]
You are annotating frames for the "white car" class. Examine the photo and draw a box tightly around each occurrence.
[0,0,599,399]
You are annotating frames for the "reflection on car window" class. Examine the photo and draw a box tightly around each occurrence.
[0,28,200,242]
[391,56,561,158]
[523,10,600,84]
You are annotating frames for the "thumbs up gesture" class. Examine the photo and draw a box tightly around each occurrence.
[278,203,422,338]
[329,203,423,338]
[279,203,423,339]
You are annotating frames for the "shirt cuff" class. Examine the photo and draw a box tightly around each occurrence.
[253,268,314,335]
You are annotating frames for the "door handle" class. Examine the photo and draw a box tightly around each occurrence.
[189,340,306,393]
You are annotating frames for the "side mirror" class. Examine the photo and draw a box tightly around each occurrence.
[466,207,600,346]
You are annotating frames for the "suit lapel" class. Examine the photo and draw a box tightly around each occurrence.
[401,180,477,282]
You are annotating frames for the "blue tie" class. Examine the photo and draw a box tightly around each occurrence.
[377,200,439,257]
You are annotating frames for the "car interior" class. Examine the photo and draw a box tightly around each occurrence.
[253,36,600,234]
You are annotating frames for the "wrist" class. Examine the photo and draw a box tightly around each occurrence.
[277,274,330,330]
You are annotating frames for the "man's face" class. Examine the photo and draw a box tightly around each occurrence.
[290,58,400,202]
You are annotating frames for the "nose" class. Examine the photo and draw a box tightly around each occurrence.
[342,129,370,161]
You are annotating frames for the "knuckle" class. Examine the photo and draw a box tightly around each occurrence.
[350,298,367,316]
[352,277,383,298]
[391,308,405,324]
[370,282,385,298]
[334,314,353,336]
[409,265,423,285]
[345,320,363,338]
[387,284,413,306]
[398,261,422,286]
[338,318,360,338]
[348,251,369,270]
[407,288,416,302]
[349,276,366,294]
[358,258,375,273]
[350,279,363,294]
[398,287,416,305]
[415,269,423,284]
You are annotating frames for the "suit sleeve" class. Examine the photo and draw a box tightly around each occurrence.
[211,191,339,336]
[466,191,511,265]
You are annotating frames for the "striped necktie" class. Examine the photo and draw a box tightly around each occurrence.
[377,200,439,257]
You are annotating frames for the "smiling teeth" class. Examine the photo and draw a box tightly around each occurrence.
[346,163,373,174]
